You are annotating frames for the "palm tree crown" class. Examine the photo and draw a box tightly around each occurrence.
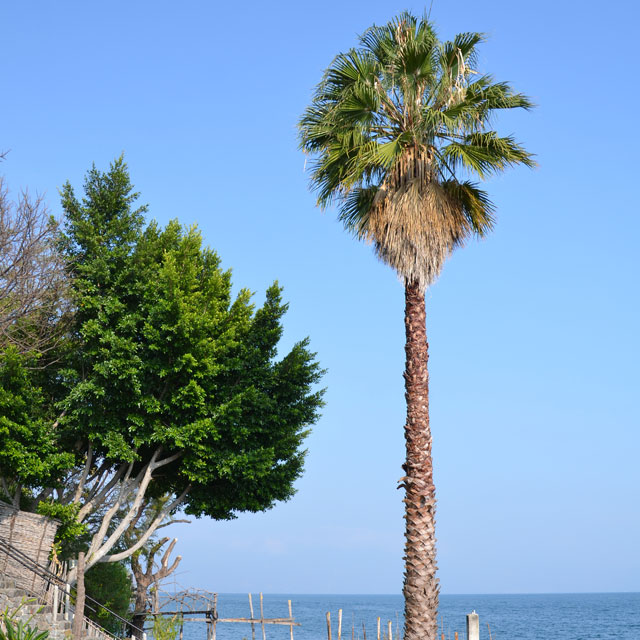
[299,12,534,290]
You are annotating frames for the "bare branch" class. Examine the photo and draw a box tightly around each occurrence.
[156,518,191,530]
[156,538,181,580]
[100,485,190,564]
[0,177,70,358]
[81,449,165,573]
[12,483,21,509]
[73,443,93,503]
[77,461,129,520]
[150,450,184,471]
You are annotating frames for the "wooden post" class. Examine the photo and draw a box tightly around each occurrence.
[455,633,458,640]
[64,578,71,621]
[260,592,266,640]
[71,552,86,640]
[326,612,332,640]
[288,599,294,640]
[248,594,256,640]
[52,584,59,622]
[338,609,342,640]
[377,617,381,640]
[179,615,184,640]
[388,621,392,640]
[466,612,479,640]
[213,593,218,640]
[362,621,367,640]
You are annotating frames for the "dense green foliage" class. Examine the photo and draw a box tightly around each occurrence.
[0,348,73,498]
[0,157,324,561]
[55,158,324,519]
[84,562,132,635]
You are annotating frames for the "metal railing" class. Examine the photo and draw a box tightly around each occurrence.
[0,537,144,639]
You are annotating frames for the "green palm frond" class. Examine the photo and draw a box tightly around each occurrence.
[440,180,495,236]
[440,32,485,72]
[442,132,535,178]
[299,11,534,289]
[339,186,378,236]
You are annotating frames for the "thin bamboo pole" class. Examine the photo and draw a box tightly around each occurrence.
[326,612,332,640]
[248,594,256,640]
[377,617,381,640]
[212,594,218,640]
[388,621,392,640]
[52,585,58,622]
[260,592,266,640]
[338,609,342,640]
[288,599,294,640]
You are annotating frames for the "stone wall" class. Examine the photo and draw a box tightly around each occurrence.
[0,501,59,596]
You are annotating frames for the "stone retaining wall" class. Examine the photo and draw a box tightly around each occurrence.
[0,501,59,595]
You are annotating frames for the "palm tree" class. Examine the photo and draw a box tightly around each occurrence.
[299,12,534,640]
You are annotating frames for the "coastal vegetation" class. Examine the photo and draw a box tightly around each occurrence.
[299,11,533,640]
[0,158,324,628]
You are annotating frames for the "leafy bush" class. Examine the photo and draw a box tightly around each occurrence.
[151,616,179,640]
[84,562,133,635]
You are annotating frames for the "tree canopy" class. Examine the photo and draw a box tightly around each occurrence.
[0,158,324,575]
[299,11,534,291]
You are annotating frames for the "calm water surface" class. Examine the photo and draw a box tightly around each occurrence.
[171,592,639,640]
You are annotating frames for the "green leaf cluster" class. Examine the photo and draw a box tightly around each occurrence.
[0,156,324,528]
[0,349,74,495]
[84,562,132,635]
[35,501,89,560]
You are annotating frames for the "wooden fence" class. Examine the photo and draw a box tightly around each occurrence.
[154,591,299,640]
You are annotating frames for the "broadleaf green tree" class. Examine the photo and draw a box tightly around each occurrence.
[299,13,533,640]
[0,158,324,589]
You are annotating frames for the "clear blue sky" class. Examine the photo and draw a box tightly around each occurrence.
[2,0,639,594]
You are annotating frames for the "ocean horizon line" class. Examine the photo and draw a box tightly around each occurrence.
[166,590,640,597]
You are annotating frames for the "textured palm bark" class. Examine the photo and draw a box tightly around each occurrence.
[402,280,439,640]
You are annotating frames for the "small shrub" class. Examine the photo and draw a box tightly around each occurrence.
[151,616,179,640]
[0,601,49,640]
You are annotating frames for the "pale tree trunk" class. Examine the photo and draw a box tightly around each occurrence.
[130,538,182,640]
[71,552,86,640]
[402,280,438,640]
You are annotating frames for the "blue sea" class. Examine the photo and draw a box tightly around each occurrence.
[170,592,640,640]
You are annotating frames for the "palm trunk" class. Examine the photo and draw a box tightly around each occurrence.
[402,280,438,640]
